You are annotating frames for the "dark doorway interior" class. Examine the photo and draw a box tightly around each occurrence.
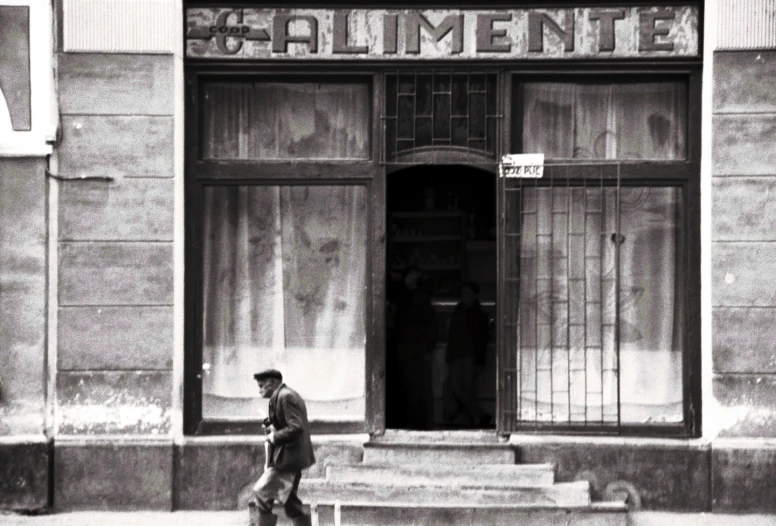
[386,164,497,430]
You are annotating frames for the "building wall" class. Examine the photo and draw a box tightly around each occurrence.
[51,0,177,510]
[5,0,776,516]
[709,0,776,513]
[0,158,49,510]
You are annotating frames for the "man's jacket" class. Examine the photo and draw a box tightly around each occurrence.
[266,384,316,473]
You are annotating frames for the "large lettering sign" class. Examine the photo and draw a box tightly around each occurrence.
[186,7,699,60]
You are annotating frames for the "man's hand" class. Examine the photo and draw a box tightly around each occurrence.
[264,432,276,444]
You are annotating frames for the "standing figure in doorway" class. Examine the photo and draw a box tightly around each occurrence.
[445,281,491,427]
[252,369,316,526]
[393,266,437,430]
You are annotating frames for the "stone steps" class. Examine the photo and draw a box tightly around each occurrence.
[298,479,591,507]
[371,429,501,444]
[362,441,516,465]
[324,462,556,488]
[302,502,628,526]
[251,432,628,526]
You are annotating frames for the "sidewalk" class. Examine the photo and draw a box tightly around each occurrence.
[2,511,776,526]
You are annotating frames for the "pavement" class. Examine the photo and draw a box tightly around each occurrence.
[2,511,776,526]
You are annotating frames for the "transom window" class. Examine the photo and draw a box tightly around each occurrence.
[383,71,499,162]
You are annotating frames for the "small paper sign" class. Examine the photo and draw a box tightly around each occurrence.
[500,153,544,178]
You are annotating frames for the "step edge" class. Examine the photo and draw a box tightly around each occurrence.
[364,442,513,449]
[306,501,622,511]
[299,480,589,492]
[328,462,555,471]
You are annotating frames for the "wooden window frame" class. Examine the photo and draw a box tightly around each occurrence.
[497,67,702,438]
[184,60,701,438]
[184,68,385,436]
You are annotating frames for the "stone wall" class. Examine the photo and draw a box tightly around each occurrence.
[51,0,177,510]
[710,0,776,512]
[0,158,48,510]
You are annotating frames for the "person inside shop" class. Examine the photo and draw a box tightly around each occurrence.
[252,369,316,526]
[392,265,437,430]
[444,281,492,428]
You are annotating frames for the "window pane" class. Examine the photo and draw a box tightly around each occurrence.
[202,82,371,160]
[384,72,498,160]
[201,185,368,421]
[513,186,684,425]
[520,82,687,160]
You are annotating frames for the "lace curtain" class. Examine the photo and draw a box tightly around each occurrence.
[202,81,371,160]
[522,82,686,160]
[517,82,686,425]
[201,185,367,421]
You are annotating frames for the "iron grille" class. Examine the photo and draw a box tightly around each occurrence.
[382,70,501,164]
[499,164,686,433]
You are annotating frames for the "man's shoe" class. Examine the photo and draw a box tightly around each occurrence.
[258,512,278,526]
[291,514,312,526]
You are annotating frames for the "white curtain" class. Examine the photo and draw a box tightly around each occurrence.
[517,187,684,425]
[522,82,686,160]
[201,185,367,420]
[517,82,686,425]
[202,82,371,160]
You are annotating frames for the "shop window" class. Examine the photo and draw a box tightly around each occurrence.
[505,185,684,426]
[518,82,686,160]
[502,78,695,434]
[199,184,368,421]
[384,71,498,162]
[201,81,371,160]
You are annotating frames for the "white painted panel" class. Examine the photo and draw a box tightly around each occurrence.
[63,0,176,53]
[718,0,776,50]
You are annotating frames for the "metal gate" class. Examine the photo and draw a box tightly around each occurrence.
[498,163,629,433]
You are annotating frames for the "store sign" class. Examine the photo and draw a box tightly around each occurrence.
[186,7,699,60]
[500,154,544,178]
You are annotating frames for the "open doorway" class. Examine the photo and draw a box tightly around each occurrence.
[385,164,497,431]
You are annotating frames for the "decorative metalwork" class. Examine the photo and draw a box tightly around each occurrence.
[382,70,500,164]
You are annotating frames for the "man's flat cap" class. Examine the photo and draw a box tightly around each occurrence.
[253,369,283,381]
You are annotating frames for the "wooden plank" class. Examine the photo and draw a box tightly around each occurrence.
[58,53,174,116]
[713,177,776,241]
[59,242,173,306]
[714,51,776,114]
[58,306,173,370]
[713,115,776,176]
[369,172,386,435]
[713,307,776,374]
[56,370,172,435]
[59,178,174,241]
[713,374,776,438]
[712,242,776,307]
[59,115,174,179]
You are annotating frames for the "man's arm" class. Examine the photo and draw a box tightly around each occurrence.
[270,392,305,445]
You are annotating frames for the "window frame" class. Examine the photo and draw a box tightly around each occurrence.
[184,69,384,436]
[498,68,701,438]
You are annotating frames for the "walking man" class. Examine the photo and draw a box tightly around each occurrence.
[253,369,316,526]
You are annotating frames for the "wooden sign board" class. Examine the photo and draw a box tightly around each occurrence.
[186,7,700,60]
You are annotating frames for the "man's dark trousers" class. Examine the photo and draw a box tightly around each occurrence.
[257,472,306,525]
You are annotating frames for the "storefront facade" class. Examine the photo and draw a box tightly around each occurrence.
[1,0,776,516]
